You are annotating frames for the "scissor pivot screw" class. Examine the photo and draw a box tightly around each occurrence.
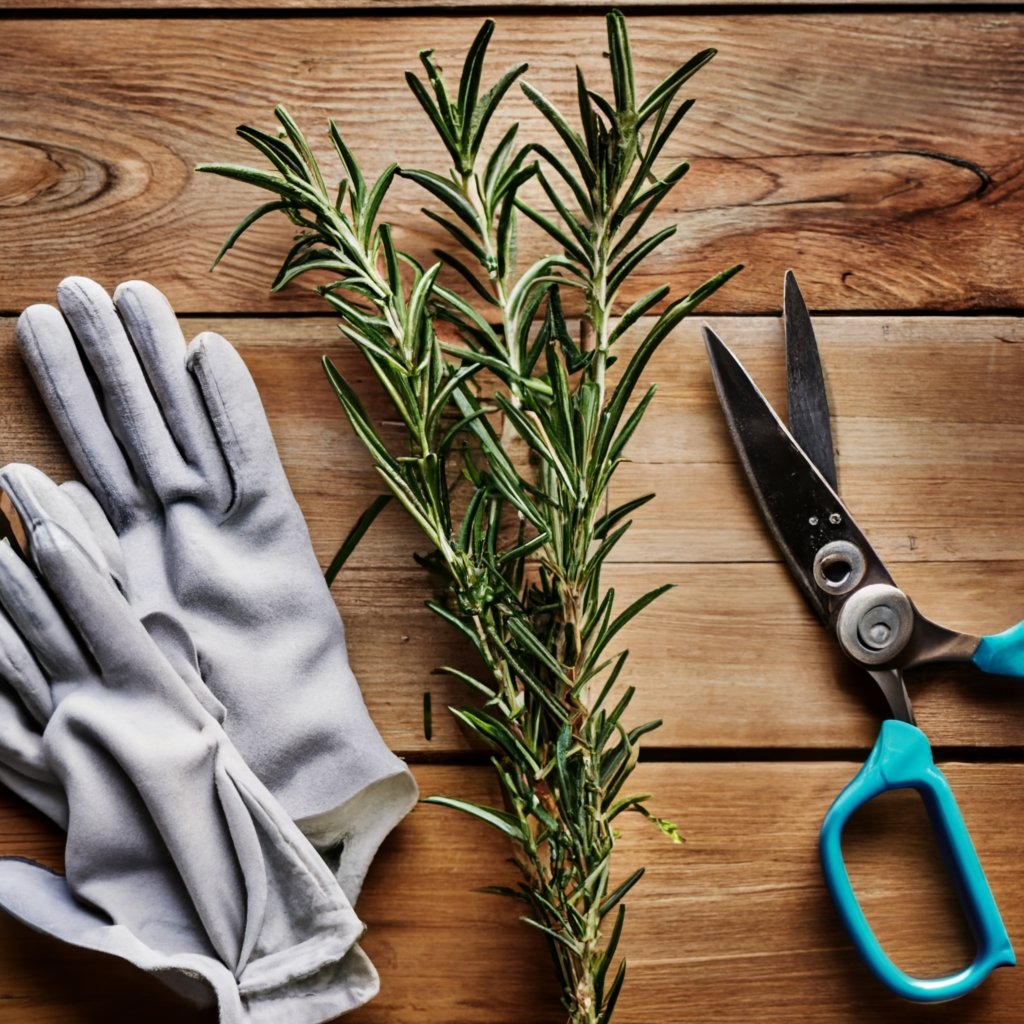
[813,540,866,596]
[836,584,914,666]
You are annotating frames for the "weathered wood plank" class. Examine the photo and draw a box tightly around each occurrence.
[611,314,1024,565]
[1,762,1022,1022]
[0,14,1021,312]
[2,314,1021,569]
[340,559,1024,754]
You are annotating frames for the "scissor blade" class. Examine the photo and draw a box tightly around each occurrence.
[703,325,892,624]
[784,271,838,491]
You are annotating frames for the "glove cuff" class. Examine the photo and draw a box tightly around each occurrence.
[241,942,380,1024]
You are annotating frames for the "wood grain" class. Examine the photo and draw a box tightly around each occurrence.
[0,14,1022,313]
[2,762,1023,1023]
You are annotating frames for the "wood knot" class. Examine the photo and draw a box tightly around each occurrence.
[0,136,110,210]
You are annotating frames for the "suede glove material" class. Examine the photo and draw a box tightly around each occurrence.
[0,468,377,1023]
[16,278,417,900]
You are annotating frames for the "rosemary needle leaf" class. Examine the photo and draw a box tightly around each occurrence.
[521,916,585,955]
[274,105,328,198]
[521,81,597,190]
[457,19,496,123]
[422,208,489,265]
[599,867,645,919]
[606,10,636,117]
[436,664,498,701]
[405,71,462,169]
[205,199,289,269]
[327,119,367,206]
[450,707,542,773]
[637,47,717,127]
[515,200,592,269]
[425,795,529,842]
[536,172,592,252]
[607,224,677,296]
[234,124,305,175]
[597,959,628,1024]
[593,903,626,1004]
[476,885,532,903]
[434,249,500,306]
[399,167,480,229]
[484,122,519,194]
[606,286,669,345]
[524,143,594,219]
[359,164,400,247]
[324,494,392,586]
[470,62,529,158]
[196,163,297,200]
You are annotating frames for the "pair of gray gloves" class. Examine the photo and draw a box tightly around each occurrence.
[0,277,417,1021]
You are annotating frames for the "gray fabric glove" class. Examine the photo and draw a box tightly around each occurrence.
[0,466,376,1023]
[16,277,417,900]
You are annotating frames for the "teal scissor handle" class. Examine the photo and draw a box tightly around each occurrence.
[974,620,1024,677]
[820,720,1014,1002]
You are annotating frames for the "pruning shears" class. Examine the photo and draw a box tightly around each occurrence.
[702,271,1022,1001]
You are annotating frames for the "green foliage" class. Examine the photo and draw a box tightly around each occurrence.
[199,12,740,1024]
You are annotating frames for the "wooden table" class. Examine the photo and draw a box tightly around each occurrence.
[1,2,1022,1021]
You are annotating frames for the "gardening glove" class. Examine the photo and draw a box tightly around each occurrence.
[0,468,377,1023]
[16,276,417,901]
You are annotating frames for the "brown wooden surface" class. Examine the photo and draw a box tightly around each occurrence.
[0,4,1023,1023]
[1,14,1023,314]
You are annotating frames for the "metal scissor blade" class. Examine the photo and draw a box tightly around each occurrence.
[703,325,893,624]
[868,668,915,724]
[784,271,837,491]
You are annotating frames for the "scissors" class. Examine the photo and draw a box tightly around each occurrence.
[702,271,1022,1002]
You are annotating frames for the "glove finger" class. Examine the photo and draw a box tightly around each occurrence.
[186,331,290,511]
[26,518,165,688]
[4,468,220,720]
[113,281,232,511]
[0,762,66,827]
[54,276,195,505]
[56,480,128,593]
[0,538,87,694]
[0,466,129,683]
[0,592,52,727]
[0,553,65,823]
[1,464,115,584]
[16,302,137,527]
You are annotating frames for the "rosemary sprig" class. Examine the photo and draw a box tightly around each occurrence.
[199,13,740,1023]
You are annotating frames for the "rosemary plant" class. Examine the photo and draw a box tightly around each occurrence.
[199,13,739,1023]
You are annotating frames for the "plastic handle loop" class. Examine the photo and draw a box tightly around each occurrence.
[820,720,1014,1002]
[973,620,1024,677]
